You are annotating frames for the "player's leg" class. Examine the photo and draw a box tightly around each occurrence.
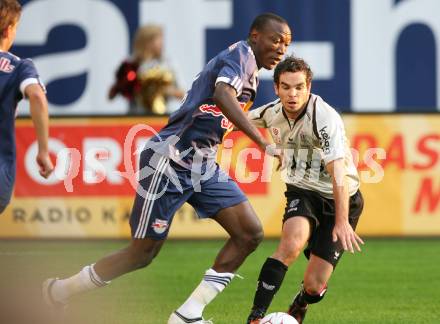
[287,255,332,324]
[247,216,311,323]
[43,238,166,307]
[211,200,263,272]
[303,254,333,295]
[93,239,165,280]
[287,190,364,323]
[169,201,263,324]
[44,151,188,307]
[169,170,261,323]
[247,187,318,323]
[170,201,262,324]
[286,214,337,323]
[0,204,6,214]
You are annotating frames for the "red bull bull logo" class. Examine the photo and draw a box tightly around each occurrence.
[199,104,224,117]
[199,104,233,130]
[151,219,169,234]
[199,103,247,130]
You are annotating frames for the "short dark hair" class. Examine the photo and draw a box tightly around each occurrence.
[0,0,21,35]
[273,55,313,86]
[248,13,288,37]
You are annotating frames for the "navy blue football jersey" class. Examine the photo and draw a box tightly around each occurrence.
[150,40,259,171]
[0,51,43,167]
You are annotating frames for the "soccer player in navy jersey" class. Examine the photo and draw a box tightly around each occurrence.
[0,0,53,214]
[43,13,291,324]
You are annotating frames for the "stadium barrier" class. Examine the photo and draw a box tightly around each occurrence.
[1,115,439,238]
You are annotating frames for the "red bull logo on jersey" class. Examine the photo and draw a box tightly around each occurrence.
[0,57,15,73]
[199,104,223,116]
[199,104,233,130]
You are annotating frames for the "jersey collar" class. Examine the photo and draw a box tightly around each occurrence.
[282,95,311,129]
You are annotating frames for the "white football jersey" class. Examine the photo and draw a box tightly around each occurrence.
[248,94,359,198]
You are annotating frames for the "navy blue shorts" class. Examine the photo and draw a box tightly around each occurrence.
[0,162,14,210]
[129,148,247,239]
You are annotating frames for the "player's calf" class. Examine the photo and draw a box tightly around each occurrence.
[127,241,162,270]
[247,258,288,323]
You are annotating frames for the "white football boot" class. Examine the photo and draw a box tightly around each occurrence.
[42,278,67,310]
[168,311,213,324]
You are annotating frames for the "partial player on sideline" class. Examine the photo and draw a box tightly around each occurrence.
[0,0,53,214]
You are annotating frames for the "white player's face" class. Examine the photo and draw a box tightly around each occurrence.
[274,71,311,119]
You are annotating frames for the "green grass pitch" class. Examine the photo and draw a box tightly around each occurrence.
[0,238,439,323]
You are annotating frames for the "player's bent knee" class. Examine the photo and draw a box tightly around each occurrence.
[253,229,264,245]
[288,241,303,258]
[129,240,163,269]
[276,239,303,264]
[235,230,263,253]
[283,249,302,265]
[132,248,157,269]
[134,255,153,269]
[247,229,264,251]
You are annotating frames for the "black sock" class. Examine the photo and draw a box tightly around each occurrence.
[252,257,288,312]
[295,284,327,306]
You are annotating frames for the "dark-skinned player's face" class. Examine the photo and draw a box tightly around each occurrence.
[250,20,291,70]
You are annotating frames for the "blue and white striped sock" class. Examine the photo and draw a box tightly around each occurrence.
[176,268,235,319]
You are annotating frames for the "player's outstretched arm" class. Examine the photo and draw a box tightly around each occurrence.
[326,158,364,253]
[214,82,267,147]
[214,82,282,156]
[26,84,54,179]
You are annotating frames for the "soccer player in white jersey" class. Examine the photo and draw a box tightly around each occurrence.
[246,56,364,323]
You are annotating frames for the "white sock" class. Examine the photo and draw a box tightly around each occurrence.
[51,264,109,303]
[176,268,234,319]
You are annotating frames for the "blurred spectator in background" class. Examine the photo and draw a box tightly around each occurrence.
[108,24,185,115]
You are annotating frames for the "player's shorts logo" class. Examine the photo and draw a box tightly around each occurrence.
[287,199,300,212]
[151,219,169,234]
[0,57,15,73]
